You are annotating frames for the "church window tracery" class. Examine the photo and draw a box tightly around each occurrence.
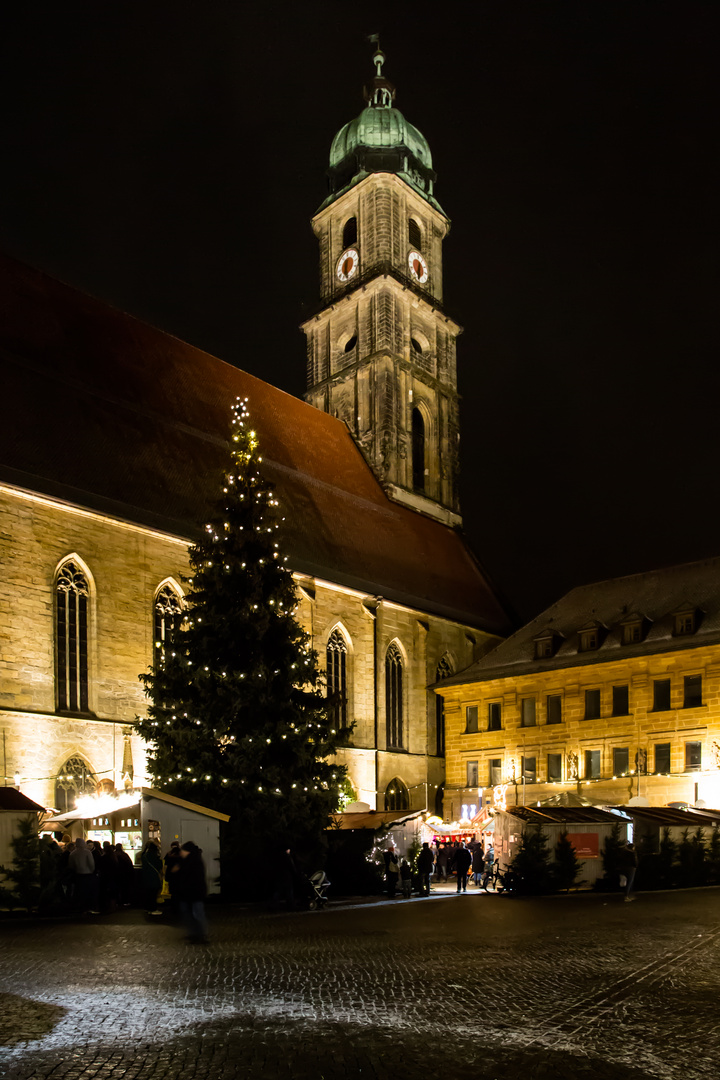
[412,408,426,492]
[56,560,89,712]
[55,755,96,814]
[326,628,349,729]
[385,643,404,749]
[154,583,184,664]
[385,776,409,811]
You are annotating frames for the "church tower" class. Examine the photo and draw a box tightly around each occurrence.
[302,48,462,527]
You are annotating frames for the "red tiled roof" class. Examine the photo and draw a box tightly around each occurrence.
[0,253,512,632]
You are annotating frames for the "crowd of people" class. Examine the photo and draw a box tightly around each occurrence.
[382,838,496,898]
[37,833,209,941]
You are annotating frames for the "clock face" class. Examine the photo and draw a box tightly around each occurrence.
[408,250,429,284]
[336,248,359,282]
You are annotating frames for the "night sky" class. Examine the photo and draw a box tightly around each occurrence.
[1,4,716,623]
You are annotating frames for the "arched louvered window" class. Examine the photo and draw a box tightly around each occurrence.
[435,655,454,756]
[326,628,348,729]
[343,216,357,249]
[412,408,425,492]
[55,755,96,814]
[385,643,404,749]
[408,217,422,250]
[56,562,89,712]
[385,777,409,812]
[154,584,184,664]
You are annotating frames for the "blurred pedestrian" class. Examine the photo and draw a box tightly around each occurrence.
[140,839,164,915]
[175,841,209,943]
[619,842,638,902]
[399,858,413,899]
[471,844,485,887]
[435,843,449,881]
[482,844,495,890]
[417,842,435,897]
[69,837,99,914]
[453,842,472,893]
[384,845,400,898]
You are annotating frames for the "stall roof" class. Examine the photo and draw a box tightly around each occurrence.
[0,788,46,813]
[45,787,230,826]
[330,810,423,831]
[612,805,720,828]
[500,806,625,826]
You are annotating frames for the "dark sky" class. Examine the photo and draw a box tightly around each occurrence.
[1,3,716,623]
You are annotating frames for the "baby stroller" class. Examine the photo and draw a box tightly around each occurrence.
[305,870,331,909]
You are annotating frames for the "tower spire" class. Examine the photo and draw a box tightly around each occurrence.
[364,35,395,109]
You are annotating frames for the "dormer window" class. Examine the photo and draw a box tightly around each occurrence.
[533,629,560,660]
[578,623,603,653]
[620,614,648,645]
[673,607,698,636]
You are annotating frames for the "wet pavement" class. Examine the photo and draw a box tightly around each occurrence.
[1,884,718,1079]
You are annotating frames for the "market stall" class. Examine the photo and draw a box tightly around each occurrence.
[44,787,229,893]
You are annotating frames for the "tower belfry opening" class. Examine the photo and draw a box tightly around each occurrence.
[301,46,463,528]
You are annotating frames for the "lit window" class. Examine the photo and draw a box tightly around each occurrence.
[613,747,629,775]
[584,689,601,720]
[489,758,502,785]
[547,753,562,781]
[585,749,601,779]
[385,644,404,749]
[385,776,409,811]
[55,755,95,814]
[612,684,629,716]
[655,742,671,774]
[327,629,348,729]
[56,561,89,712]
[546,695,562,724]
[652,678,671,712]
[683,675,702,709]
[520,698,536,727]
[154,584,184,665]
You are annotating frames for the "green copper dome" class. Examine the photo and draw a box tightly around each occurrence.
[329,107,433,172]
[320,48,445,215]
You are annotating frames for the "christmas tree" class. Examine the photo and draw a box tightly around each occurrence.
[136,397,347,885]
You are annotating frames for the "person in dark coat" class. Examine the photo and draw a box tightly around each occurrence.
[482,844,495,890]
[453,842,472,893]
[417,842,435,897]
[618,842,638,902]
[163,841,182,911]
[99,841,119,913]
[435,843,449,881]
[68,837,99,913]
[114,844,135,906]
[383,845,400,897]
[174,841,209,943]
[140,839,164,915]
[471,844,485,887]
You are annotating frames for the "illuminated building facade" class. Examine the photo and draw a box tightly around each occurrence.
[438,558,720,820]
[0,52,511,817]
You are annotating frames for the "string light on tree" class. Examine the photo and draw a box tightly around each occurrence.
[135,398,348,888]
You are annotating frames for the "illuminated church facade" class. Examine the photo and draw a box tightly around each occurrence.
[0,52,512,818]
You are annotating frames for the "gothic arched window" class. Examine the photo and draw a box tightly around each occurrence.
[385,776,409,812]
[326,628,348,729]
[408,217,422,250]
[412,408,425,492]
[385,643,404,749]
[343,216,357,249]
[55,755,96,814]
[56,561,89,712]
[154,583,184,664]
[435,655,454,756]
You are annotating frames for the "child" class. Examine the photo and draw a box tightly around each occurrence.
[399,858,412,899]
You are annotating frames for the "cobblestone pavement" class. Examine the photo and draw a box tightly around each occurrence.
[1,886,718,1080]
